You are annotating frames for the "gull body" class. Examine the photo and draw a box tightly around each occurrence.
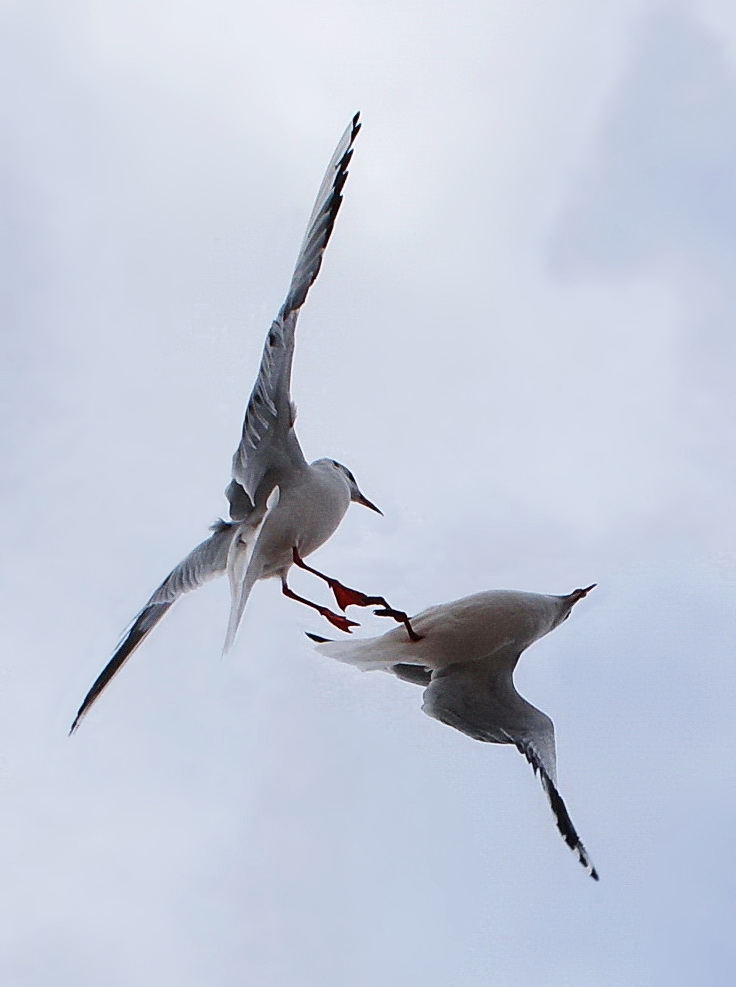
[313,585,598,879]
[245,460,354,580]
[222,456,377,651]
[71,114,375,732]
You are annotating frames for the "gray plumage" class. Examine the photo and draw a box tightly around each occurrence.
[313,585,599,880]
[71,114,370,733]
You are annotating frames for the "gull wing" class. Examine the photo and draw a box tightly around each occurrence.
[228,113,361,516]
[70,521,238,733]
[391,663,433,686]
[422,658,598,880]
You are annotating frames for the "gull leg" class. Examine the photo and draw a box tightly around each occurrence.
[281,577,360,634]
[291,549,423,642]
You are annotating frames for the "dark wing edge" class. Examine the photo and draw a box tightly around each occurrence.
[280,111,361,317]
[69,521,238,734]
[421,662,598,880]
[230,113,361,507]
[512,734,599,881]
[391,663,433,686]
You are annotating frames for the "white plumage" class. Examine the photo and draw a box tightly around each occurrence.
[313,584,599,880]
[71,114,393,732]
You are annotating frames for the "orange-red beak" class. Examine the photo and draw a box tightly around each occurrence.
[566,583,597,604]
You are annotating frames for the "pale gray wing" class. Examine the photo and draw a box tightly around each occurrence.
[422,659,598,880]
[228,113,361,517]
[70,520,238,733]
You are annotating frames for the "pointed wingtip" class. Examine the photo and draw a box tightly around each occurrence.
[535,760,598,882]
[68,694,93,735]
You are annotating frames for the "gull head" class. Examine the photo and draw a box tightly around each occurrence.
[315,459,383,514]
[554,583,596,625]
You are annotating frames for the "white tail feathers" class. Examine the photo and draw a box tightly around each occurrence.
[222,516,264,654]
[314,637,398,671]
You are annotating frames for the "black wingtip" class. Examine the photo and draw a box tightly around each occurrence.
[67,601,173,736]
[541,771,598,881]
[277,113,362,319]
[305,631,333,643]
[69,696,94,735]
[69,701,90,735]
[518,744,598,880]
[68,695,92,735]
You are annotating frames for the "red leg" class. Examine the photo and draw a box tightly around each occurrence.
[291,549,423,642]
[281,578,359,634]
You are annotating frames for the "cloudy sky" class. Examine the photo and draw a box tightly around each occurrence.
[3,0,736,983]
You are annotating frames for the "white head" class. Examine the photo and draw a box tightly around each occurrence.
[312,458,383,514]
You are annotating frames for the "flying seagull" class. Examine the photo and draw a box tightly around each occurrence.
[309,584,599,879]
[71,113,414,734]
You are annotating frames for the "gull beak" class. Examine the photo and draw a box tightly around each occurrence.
[354,491,383,515]
[565,583,597,605]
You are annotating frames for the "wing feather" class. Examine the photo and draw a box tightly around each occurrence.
[510,731,599,881]
[391,663,433,686]
[70,521,238,733]
[230,113,361,509]
[422,660,598,880]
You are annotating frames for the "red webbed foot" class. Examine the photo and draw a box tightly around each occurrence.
[329,582,373,612]
[320,608,360,633]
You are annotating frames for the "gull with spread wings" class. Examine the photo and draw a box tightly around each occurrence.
[310,584,599,879]
[71,114,415,733]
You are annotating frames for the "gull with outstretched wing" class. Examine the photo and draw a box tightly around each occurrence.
[310,584,599,880]
[71,114,415,733]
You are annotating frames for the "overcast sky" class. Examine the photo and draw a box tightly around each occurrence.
[3,1,736,984]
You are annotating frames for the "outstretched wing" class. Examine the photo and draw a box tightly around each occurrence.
[70,521,238,733]
[422,659,598,880]
[511,725,599,881]
[228,113,361,516]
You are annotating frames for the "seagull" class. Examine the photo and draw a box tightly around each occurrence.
[70,113,414,734]
[309,584,599,879]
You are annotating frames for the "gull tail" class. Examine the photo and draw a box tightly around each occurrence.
[222,518,262,654]
[311,636,399,671]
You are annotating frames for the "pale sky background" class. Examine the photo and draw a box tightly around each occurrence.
[2,1,736,984]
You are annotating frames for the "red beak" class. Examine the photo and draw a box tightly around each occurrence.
[567,583,597,603]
